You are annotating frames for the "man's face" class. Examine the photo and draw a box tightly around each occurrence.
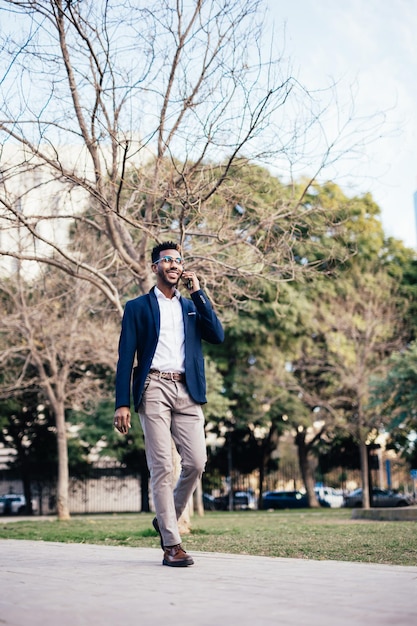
[153,248,184,288]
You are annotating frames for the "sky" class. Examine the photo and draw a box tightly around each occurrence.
[265,0,417,250]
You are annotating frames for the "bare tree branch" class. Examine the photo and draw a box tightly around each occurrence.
[0,0,378,313]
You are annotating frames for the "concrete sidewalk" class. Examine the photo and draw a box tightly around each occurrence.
[1,539,416,626]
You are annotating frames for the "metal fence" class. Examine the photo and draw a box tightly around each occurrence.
[0,468,143,515]
[1,460,414,515]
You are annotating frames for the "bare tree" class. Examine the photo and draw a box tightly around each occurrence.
[0,0,368,314]
[0,266,119,519]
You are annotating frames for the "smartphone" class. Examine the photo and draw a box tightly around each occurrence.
[181,271,193,290]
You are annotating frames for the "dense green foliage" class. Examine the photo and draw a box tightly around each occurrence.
[1,165,416,506]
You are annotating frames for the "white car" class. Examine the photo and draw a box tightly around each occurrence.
[315,486,344,508]
[343,488,414,508]
[0,494,37,515]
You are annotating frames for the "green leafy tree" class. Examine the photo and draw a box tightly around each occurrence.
[266,180,415,508]
[213,181,413,508]
[208,280,298,503]
[396,256,417,342]
[287,253,408,504]
[370,342,417,468]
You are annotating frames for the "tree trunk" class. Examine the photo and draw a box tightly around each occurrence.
[140,467,150,512]
[295,430,320,508]
[258,423,280,510]
[54,400,71,520]
[359,439,370,509]
[193,479,204,517]
[258,454,266,511]
[22,470,34,515]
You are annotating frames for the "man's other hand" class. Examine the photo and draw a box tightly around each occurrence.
[113,406,131,434]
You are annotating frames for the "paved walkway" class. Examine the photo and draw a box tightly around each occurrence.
[1,539,416,626]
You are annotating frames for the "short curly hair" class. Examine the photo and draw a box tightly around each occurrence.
[151,241,182,264]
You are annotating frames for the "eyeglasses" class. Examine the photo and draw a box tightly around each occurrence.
[154,255,184,265]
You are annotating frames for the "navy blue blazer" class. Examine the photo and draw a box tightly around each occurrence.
[115,287,224,411]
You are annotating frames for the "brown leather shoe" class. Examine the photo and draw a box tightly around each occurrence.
[163,544,194,567]
[152,517,164,550]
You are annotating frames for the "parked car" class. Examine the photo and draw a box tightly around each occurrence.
[202,493,216,511]
[343,488,414,508]
[0,494,37,515]
[212,490,256,511]
[262,489,334,509]
[233,490,256,510]
[261,490,309,509]
[314,486,344,508]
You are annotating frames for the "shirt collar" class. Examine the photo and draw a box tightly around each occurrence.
[155,286,181,301]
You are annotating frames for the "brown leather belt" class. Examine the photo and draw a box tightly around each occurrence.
[149,369,185,382]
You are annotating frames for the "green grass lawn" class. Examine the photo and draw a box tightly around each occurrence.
[1,508,416,566]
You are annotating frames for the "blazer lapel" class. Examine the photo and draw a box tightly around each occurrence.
[148,287,160,334]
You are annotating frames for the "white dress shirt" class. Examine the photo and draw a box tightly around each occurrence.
[151,287,185,372]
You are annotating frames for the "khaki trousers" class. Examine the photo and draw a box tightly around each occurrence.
[138,374,207,547]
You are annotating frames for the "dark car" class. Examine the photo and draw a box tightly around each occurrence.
[212,490,256,511]
[343,488,414,508]
[261,490,309,509]
[0,494,37,515]
[202,493,216,511]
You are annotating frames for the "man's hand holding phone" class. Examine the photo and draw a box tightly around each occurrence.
[181,270,199,293]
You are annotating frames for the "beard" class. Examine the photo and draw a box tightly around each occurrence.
[158,266,181,288]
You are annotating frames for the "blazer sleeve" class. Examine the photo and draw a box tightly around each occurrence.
[190,290,224,344]
[114,300,137,409]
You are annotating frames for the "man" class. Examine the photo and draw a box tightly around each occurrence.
[114,241,224,567]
